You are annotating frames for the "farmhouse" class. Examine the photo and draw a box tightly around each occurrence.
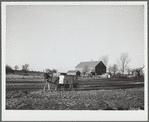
[67,70,81,76]
[75,61,106,75]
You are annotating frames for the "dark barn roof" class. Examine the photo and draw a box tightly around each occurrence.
[75,61,102,68]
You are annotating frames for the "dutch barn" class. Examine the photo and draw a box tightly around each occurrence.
[75,61,106,75]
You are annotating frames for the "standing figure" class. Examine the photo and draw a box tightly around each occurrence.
[43,72,52,92]
[51,76,59,91]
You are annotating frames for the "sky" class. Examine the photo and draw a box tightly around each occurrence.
[6,4,145,72]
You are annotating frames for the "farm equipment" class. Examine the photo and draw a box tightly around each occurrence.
[58,75,79,90]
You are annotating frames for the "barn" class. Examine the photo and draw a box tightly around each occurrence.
[67,70,81,76]
[75,61,106,75]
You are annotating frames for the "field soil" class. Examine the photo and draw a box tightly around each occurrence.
[6,88,144,110]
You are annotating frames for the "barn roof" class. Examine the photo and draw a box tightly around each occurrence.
[67,70,80,73]
[75,61,101,68]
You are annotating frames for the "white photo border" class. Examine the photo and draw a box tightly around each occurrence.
[2,1,148,121]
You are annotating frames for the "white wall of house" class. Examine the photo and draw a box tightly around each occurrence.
[76,67,95,74]
[75,68,83,73]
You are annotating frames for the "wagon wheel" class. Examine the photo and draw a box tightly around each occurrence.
[64,81,69,90]
[66,81,69,84]
[73,83,79,90]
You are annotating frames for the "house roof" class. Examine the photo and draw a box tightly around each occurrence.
[67,70,80,73]
[75,61,101,68]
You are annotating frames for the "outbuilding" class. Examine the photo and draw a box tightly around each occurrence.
[67,70,81,76]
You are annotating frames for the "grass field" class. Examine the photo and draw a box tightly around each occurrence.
[6,74,43,79]
[6,87,144,110]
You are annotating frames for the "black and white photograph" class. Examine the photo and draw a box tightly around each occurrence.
[2,1,148,121]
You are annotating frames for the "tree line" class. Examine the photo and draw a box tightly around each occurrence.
[84,53,144,78]
[6,64,57,75]
[6,52,144,78]
[6,64,30,74]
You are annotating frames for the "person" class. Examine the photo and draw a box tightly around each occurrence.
[58,75,65,89]
[59,75,64,84]
[43,72,52,92]
[108,74,111,78]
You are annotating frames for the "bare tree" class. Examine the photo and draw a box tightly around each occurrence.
[22,64,29,75]
[14,65,19,70]
[45,69,51,73]
[51,69,57,73]
[82,65,89,75]
[108,65,112,74]
[126,67,132,74]
[91,68,95,72]
[99,55,109,67]
[111,64,118,76]
[117,53,131,75]
[132,65,144,78]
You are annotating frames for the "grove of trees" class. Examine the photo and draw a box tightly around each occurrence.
[45,69,58,74]
[22,64,29,75]
[6,65,13,74]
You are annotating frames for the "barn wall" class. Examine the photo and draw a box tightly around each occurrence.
[95,62,106,75]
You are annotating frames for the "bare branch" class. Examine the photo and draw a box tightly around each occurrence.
[117,53,131,75]
[82,65,89,74]
[99,55,109,67]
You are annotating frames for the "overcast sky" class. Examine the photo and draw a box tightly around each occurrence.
[6,5,145,72]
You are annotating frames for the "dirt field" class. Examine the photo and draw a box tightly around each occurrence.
[6,87,144,110]
[6,76,144,91]
[6,76,144,110]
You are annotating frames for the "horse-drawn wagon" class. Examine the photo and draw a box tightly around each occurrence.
[58,74,79,90]
[44,72,79,92]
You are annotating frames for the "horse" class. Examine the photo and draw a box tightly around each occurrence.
[50,76,59,91]
[43,73,52,92]
[43,73,59,92]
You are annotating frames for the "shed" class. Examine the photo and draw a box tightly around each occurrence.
[67,70,81,76]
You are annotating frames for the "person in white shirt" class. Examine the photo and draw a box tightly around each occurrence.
[59,75,64,84]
